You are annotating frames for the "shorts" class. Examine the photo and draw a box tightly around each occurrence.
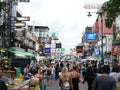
[51,74,55,80]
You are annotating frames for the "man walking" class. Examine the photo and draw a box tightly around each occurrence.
[92,65,116,90]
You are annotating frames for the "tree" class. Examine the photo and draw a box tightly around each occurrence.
[0,2,5,11]
[102,0,120,28]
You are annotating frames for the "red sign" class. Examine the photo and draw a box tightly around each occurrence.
[76,49,83,53]
[111,47,115,55]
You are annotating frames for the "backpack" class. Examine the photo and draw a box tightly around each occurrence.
[62,79,70,90]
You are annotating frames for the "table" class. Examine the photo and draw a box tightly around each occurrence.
[8,80,30,90]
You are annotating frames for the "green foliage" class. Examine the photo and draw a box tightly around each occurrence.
[0,2,6,11]
[102,0,120,28]
[113,39,120,43]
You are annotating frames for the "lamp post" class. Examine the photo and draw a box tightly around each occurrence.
[99,12,104,64]
[87,11,104,64]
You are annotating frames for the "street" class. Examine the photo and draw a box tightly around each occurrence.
[45,79,88,90]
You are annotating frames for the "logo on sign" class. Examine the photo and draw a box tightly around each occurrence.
[45,48,51,53]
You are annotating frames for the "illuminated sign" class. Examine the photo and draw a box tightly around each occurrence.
[85,32,97,40]
[16,17,30,21]
[15,22,26,27]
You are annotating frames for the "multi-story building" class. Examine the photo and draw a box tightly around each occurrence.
[82,11,113,61]
[30,25,50,57]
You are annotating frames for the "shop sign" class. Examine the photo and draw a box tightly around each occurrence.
[56,48,61,53]
[51,48,56,53]
[15,22,26,27]
[51,43,56,48]
[19,0,30,2]
[84,3,102,9]
[16,17,30,21]
[39,43,43,46]
[14,30,25,37]
[93,50,100,56]
[45,44,50,48]
[44,48,51,54]
[112,46,120,55]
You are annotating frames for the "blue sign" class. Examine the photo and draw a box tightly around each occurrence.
[44,48,51,53]
[85,32,97,40]
[94,50,100,56]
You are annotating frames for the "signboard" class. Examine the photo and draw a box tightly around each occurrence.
[39,43,43,46]
[45,44,50,48]
[76,45,83,54]
[51,48,56,53]
[85,32,97,40]
[19,0,30,2]
[84,3,102,9]
[14,28,25,31]
[16,17,30,21]
[93,50,100,56]
[51,43,56,48]
[15,22,26,27]
[83,43,89,50]
[76,49,83,53]
[56,48,61,53]
[56,43,62,48]
[14,30,25,37]
[44,48,51,53]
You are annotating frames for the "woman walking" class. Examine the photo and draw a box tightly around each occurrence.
[59,67,71,90]
[70,65,83,90]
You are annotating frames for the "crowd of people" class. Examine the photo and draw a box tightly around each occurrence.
[0,58,120,90]
[47,59,120,90]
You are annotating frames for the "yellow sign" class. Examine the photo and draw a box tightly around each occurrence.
[39,43,43,46]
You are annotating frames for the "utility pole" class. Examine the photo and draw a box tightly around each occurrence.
[84,3,104,64]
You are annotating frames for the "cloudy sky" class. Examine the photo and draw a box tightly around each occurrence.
[18,0,108,54]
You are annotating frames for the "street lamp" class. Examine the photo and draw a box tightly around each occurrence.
[99,12,104,65]
[87,11,104,64]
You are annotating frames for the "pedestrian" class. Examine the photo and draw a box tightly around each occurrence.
[23,63,30,80]
[82,64,86,77]
[46,64,52,85]
[82,66,97,90]
[70,65,83,90]
[92,65,116,90]
[117,76,120,90]
[77,63,81,74]
[0,71,7,90]
[110,64,120,90]
[51,64,55,83]
[110,64,120,81]
[55,63,59,80]
[59,67,71,90]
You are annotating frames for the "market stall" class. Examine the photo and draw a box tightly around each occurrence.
[8,80,30,90]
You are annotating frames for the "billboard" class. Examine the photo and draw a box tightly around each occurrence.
[85,32,97,40]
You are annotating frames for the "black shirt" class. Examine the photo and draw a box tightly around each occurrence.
[0,80,7,90]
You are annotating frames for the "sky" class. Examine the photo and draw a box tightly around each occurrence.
[18,0,108,54]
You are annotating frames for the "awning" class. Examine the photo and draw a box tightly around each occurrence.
[7,49,36,57]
